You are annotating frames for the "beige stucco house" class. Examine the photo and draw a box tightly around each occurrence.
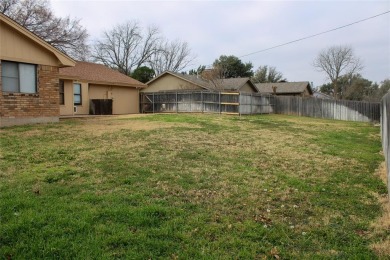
[143,71,259,93]
[255,82,313,97]
[59,62,146,116]
[0,13,76,127]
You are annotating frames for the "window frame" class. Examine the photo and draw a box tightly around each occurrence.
[1,60,37,94]
[73,83,82,106]
[59,80,65,105]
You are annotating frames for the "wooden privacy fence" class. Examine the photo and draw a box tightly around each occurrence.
[140,91,275,115]
[274,96,380,122]
[141,91,380,122]
[381,92,390,198]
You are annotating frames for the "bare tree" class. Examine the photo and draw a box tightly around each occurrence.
[252,65,285,83]
[149,39,195,75]
[0,0,17,13]
[200,67,224,91]
[313,45,363,99]
[1,0,89,60]
[93,21,161,76]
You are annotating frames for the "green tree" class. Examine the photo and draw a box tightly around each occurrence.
[372,79,390,101]
[319,74,381,101]
[379,79,390,95]
[252,65,286,83]
[131,66,155,83]
[319,82,334,96]
[189,65,206,75]
[213,55,253,78]
[343,74,372,101]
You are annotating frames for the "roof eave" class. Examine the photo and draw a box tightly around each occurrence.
[146,71,173,85]
[0,13,76,67]
[58,73,147,88]
[75,79,146,88]
[59,75,80,81]
[248,80,260,93]
[234,79,259,93]
[147,71,209,90]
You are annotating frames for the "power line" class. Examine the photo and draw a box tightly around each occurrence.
[239,10,390,58]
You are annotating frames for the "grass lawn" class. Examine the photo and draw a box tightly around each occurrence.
[0,114,388,259]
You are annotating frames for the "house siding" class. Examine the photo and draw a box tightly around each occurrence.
[142,74,203,92]
[239,82,257,93]
[59,79,74,116]
[0,19,60,67]
[0,64,60,127]
[89,84,139,114]
[60,82,140,116]
[303,88,311,97]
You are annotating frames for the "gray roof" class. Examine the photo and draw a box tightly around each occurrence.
[220,78,256,91]
[255,82,312,94]
[147,71,258,92]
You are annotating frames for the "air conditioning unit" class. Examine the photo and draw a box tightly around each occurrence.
[74,106,77,113]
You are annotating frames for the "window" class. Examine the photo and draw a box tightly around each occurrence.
[73,83,81,105]
[1,61,37,93]
[59,80,65,105]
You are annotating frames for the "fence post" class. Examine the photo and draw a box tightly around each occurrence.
[139,93,144,114]
[250,93,253,115]
[175,92,178,113]
[299,97,302,117]
[152,92,155,113]
[381,94,390,199]
[189,92,192,112]
[239,92,241,116]
[219,91,221,114]
[201,91,204,113]
[273,95,276,114]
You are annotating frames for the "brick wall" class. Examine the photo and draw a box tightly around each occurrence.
[0,64,60,127]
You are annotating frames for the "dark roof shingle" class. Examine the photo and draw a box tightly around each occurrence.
[220,78,253,91]
[147,71,258,92]
[59,62,146,88]
[255,82,312,94]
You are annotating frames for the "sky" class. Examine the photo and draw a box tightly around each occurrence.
[50,0,390,87]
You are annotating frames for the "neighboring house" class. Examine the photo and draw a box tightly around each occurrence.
[59,62,146,115]
[220,78,259,93]
[0,13,76,127]
[313,91,333,99]
[255,82,313,97]
[143,71,259,93]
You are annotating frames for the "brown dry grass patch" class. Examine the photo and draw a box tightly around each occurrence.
[60,115,200,136]
[0,113,385,258]
[370,162,390,257]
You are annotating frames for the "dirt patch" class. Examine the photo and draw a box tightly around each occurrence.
[370,162,390,257]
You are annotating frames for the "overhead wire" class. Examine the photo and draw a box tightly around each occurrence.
[238,10,390,58]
